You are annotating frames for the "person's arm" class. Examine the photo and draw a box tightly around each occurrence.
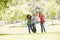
[43,14,45,22]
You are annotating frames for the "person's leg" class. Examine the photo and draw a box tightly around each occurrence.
[30,24,33,32]
[43,26,46,32]
[32,23,36,33]
[42,22,46,32]
[40,22,43,33]
[28,25,31,34]
[33,23,36,29]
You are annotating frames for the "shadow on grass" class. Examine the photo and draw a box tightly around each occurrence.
[0,34,10,36]
[0,32,60,36]
[0,33,29,36]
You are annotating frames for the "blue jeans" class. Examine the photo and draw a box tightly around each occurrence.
[32,23,36,33]
[40,22,46,33]
[27,24,32,33]
[32,23,36,29]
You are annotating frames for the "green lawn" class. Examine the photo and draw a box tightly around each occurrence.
[0,20,60,40]
[0,33,60,40]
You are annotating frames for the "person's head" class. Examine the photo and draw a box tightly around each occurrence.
[32,13,36,16]
[27,14,32,20]
[39,11,42,16]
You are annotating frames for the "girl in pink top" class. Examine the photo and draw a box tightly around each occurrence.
[39,12,46,33]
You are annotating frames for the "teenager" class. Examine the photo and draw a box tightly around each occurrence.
[32,13,37,33]
[39,12,46,33]
[26,14,32,34]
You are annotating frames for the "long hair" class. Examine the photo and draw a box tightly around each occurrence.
[27,14,32,20]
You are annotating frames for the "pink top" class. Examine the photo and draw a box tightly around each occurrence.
[39,14,45,22]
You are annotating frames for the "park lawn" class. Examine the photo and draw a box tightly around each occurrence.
[0,20,60,40]
[0,33,60,40]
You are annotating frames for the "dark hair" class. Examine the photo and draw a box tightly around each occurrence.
[27,14,32,20]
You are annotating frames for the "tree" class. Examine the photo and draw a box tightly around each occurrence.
[49,11,56,25]
[56,0,60,4]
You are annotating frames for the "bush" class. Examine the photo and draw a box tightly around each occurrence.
[49,11,56,20]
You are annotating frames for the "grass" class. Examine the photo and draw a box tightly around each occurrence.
[0,19,60,40]
[0,32,60,40]
[46,24,60,26]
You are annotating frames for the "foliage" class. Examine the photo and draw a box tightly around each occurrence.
[26,0,30,2]
[0,0,60,23]
[49,11,56,20]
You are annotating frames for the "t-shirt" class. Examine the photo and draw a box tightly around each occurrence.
[39,14,44,22]
[32,16,37,24]
[27,19,32,25]
[27,14,32,25]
